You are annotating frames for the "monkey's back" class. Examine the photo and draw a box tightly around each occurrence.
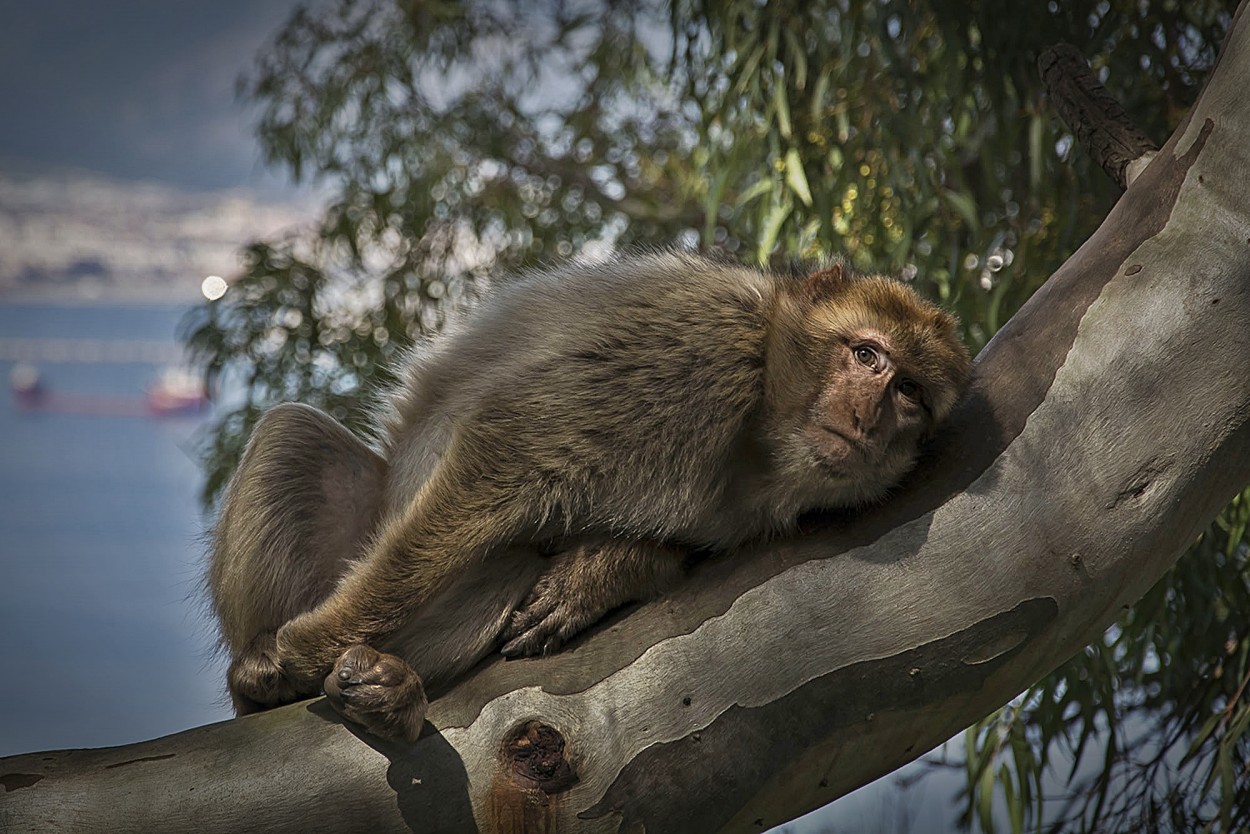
[382,251,780,545]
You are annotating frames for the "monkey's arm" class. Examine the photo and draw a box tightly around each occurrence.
[500,540,689,657]
[273,434,548,683]
[256,451,538,739]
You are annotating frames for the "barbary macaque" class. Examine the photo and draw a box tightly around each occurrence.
[208,250,971,741]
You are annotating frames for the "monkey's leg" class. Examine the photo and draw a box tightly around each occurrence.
[209,403,386,714]
[272,451,542,739]
[315,546,548,742]
[500,540,688,657]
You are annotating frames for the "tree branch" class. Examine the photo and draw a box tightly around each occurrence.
[4,5,1250,832]
[1039,43,1160,187]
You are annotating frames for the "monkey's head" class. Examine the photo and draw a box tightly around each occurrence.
[766,261,971,505]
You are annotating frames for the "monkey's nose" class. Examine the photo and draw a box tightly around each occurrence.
[338,668,354,682]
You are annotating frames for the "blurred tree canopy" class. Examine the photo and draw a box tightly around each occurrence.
[182,0,1246,830]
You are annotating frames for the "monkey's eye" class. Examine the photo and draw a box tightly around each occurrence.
[853,345,880,370]
[897,379,922,402]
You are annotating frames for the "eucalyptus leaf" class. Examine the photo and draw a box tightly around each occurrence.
[784,148,813,206]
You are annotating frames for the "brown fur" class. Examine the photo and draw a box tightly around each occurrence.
[207,250,970,740]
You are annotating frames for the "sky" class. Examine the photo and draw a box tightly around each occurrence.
[0,0,323,302]
[0,0,305,191]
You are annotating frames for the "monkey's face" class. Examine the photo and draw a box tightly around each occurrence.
[802,331,935,485]
[769,273,971,505]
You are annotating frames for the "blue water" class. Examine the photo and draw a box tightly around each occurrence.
[0,302,232,756]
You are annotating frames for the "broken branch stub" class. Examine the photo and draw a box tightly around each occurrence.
[1039,43,1160,187]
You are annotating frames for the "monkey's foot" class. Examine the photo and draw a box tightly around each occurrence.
[500,573,605,658]
[228,634,309,714]
[323,644,428,743]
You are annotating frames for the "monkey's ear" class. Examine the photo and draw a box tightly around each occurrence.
[802,261,847,300]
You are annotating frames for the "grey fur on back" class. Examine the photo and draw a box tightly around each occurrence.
[382,250,877,549]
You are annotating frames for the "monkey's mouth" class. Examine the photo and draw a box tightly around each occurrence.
[821,426,867,450]
[810,425,876,471]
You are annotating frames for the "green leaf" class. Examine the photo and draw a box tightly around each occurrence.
[944,190,980,232]
[704,168,729,245]
[784,148,813,206]
[1029,112,1045,191]
[733,44,766,96]
[774,81,793,140]
[809,70,830,125]
[977,761,996,833]
[782,25,807,91]
[1218,743,1234,832]
[964,726,980,786]
[1180,711,1222,766]
[757,195,792,263]
[736,177,774,208]
[1002,764,1023,834]
[827,145,844,172]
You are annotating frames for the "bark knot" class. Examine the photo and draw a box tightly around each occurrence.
[503,721,577,794]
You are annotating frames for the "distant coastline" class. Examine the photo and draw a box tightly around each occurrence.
[0,169,321,306]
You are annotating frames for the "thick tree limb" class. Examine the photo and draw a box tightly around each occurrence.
[4,6,1250,832]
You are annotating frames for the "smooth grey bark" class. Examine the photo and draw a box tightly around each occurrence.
[4,7,1250,832]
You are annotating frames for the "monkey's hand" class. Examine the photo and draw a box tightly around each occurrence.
[500,540,687,658]
[500,566,609,658]
[275,610,358,690]
[228,633,311,713]
[323,644,428,743]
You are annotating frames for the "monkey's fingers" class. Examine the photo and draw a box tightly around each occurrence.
[500,592,558,646]
[323,644,428,743]
[227,634,309,713]
[500,597,601,658]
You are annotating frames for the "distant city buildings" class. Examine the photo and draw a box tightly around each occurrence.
[0,171,319,302]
